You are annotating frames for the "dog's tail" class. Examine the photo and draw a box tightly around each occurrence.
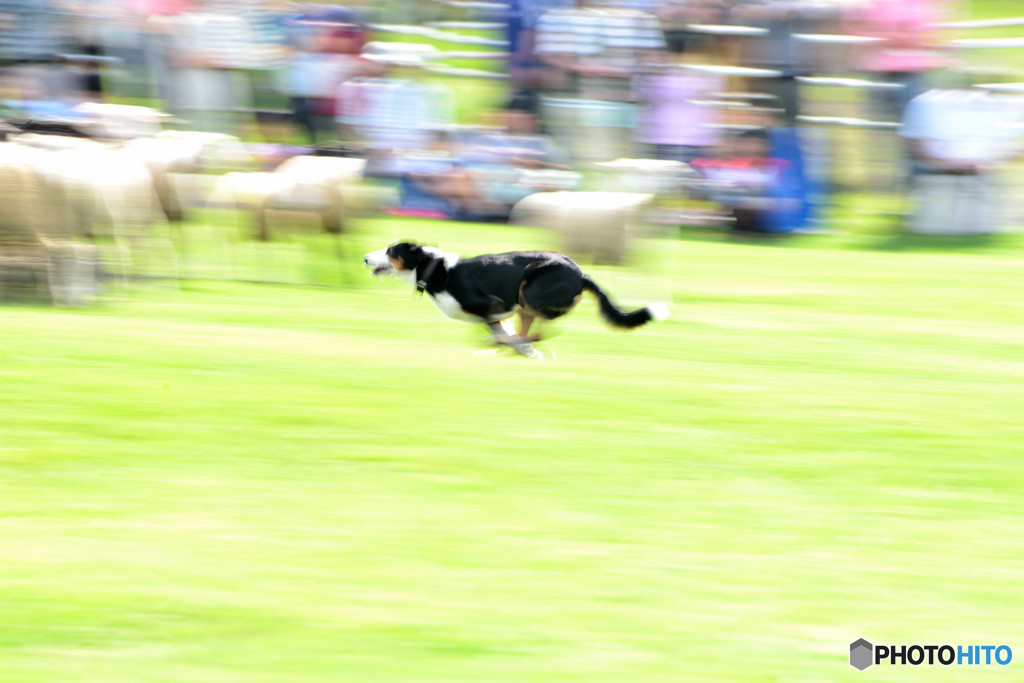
[581,275,669,329]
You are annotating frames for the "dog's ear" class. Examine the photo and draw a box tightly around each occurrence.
[387,242,422,256]
[387,242,426,270]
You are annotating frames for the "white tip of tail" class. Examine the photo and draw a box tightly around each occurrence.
[647,302,670,321]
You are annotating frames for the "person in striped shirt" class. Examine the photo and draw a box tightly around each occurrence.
[533,1,666,164]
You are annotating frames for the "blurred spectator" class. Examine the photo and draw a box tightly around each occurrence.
[62,0,113,99]
[164,1,262,134]
[60,0,160,102]
[845,0,950,193]
[457,99,576,218]
[899,72,1024,234]
[728,0,835,127]
[0,72,84,121]
[847,0,950,125]
[634,46,724,163]
[335,61,455,158]
[0,0,66,65]
[398,100,577,221]
[137,0,191,106]
[389,132,460,218]
[534,2,665,164]
[654,0,729,55]
[0,0,70,104]
[505,0,574,113]
[588,0,669,9]
[285,4,368,144]
[692,123,812,233]
[237,0,293,129]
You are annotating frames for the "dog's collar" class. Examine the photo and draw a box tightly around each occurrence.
[415,257,443,295]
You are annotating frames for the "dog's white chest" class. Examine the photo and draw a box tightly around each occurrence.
[429,291,485,323]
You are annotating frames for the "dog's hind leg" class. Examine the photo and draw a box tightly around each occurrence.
[518,312,541,343]
[520,260,584,323]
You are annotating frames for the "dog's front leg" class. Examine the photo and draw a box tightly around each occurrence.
[487,321,542,359]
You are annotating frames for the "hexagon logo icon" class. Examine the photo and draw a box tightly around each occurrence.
[850,638,874,670]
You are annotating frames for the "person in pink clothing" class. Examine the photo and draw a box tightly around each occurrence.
[847,0,951,123]
[846,0,951,191]
[634,56,724,164]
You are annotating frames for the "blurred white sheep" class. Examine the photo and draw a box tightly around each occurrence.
[510,191,655,266]
[211,156,367,240]
[0,141,98,304]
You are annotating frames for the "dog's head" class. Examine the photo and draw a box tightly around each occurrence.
[365,242,459,289]
[363,241,430,279]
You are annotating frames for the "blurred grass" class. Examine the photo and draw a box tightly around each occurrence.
[2,215,1024,682]
[4,2,1024,680]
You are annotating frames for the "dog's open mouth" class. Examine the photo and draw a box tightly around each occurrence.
[371,265,390,276]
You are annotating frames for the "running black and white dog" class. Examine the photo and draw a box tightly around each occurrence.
[364,242,668,358]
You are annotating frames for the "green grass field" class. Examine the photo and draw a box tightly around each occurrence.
[2,216,1023,682]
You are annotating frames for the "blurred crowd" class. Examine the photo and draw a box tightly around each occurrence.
[1,0,1023,240]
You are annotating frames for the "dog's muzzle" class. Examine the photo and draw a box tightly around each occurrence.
[364,250,392,276]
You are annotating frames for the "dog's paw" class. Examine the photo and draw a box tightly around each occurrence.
[509,341,544,360]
